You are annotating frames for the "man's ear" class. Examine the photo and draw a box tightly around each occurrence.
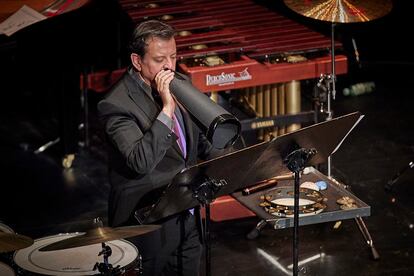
[131,53,142,71]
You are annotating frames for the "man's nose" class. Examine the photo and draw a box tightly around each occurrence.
[162,59,174,70]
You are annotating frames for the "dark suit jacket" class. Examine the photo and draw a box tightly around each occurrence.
[98,71,212,227]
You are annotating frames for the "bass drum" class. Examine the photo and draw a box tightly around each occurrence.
[13,233,141,275]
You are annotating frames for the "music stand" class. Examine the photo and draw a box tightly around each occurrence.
[144,112,363,276]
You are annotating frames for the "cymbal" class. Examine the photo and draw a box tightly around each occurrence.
[283,0,392,23]
[39,225,161,251]
[0,232,34,253]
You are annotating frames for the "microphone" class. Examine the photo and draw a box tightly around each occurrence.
[169,71,241,149]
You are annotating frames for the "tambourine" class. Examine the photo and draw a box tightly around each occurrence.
[259,186,327,217]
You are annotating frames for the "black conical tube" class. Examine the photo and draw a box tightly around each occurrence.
[170,71,241,149]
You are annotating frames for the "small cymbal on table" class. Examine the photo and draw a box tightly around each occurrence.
[39,225,161,251]
[283,0,392,23]
[0,232,34,253]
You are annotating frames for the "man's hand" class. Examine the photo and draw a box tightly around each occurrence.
[154,69,176,118]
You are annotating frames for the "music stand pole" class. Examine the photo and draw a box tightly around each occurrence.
[284,148,317,276]
[293,170,300,276]
[190,177,225,276]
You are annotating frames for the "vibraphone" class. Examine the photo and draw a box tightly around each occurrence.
[85,0,348,221]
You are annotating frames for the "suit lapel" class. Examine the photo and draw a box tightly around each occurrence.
[124,73,160,125]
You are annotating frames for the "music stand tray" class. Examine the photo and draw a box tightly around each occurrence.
[233,167,370,229]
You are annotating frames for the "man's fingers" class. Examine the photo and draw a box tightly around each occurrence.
[156,70,174,93]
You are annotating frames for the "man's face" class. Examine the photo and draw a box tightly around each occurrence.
[133,36,177,85]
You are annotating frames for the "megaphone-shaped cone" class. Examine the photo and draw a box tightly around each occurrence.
[170,72,241,149]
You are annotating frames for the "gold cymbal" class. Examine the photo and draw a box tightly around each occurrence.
[39,225,161,251]
[283,0,392,23]
[0,232,34,253]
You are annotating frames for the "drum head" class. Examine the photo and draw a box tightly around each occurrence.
[0,261,15,276]
[14,233,139,275]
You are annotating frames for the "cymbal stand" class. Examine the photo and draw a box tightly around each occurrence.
[93,242,121,275]
[327,23,338,177]
[283,148,317,276]
[324,25,380,260]
[317,23,338,177]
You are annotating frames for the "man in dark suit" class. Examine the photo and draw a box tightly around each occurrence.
[98,20,216,275]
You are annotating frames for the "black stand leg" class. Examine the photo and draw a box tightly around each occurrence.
[33,66,81,169]
[204,203,211,276]
[354,217,380,260]
[339,185,379,260]
[80,69,90,149]
[246,219,267,240]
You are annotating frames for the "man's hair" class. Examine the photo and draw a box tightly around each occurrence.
[128,20,176,57]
